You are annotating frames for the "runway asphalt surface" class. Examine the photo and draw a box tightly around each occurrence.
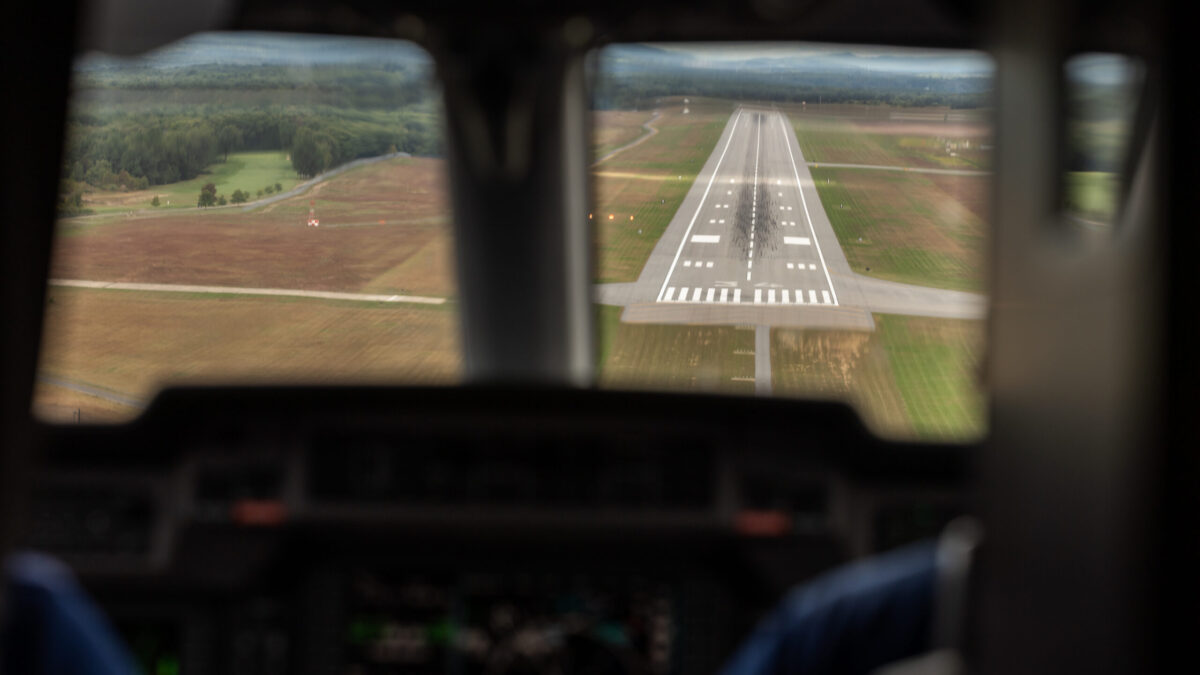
[604,105,986,329]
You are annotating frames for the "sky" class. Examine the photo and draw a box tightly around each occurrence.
[651,43,994,76]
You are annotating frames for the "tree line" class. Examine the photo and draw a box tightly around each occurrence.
[63,64,444,192]
[592,69,990,110]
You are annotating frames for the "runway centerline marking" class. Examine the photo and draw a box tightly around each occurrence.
[747,113,761,282]
[656,109,745,303]
[778,113,839,305]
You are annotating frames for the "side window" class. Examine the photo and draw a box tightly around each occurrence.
[37,33,460,424]
[1063,53,1145,232]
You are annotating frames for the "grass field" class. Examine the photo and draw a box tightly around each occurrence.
[596,304,756,396]
[35,286,461,423]
[1065,171,1119,223]
[82,151,303,212]
[772,314,985,440]
[790,107,991,170]
[592,98,731,282]
[809,167,987,292]
[593,111,655,160]
[53,157,456,297]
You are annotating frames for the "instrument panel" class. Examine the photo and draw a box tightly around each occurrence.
[25,386,968,674]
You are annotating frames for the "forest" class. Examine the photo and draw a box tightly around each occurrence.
[60,63,443,213]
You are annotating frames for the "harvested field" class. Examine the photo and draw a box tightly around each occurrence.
[592,100,731,282]
[53,157,456,297]
[772,314,984,440]
[810,167,987,292]
[35,286,461,423]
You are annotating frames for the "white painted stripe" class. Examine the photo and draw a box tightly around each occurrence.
[720,288,729,303]
[787,263,794,269]
[680,287,689,302]
[809,290,818,303]
[718,219,725,224]
[768,289,776,304]
[734,289,742,303]
[822,290,831,304]
[783,290,791,303]
[691,234,721,243]
[746,272,751,280]
[796,289,804,304]
[692,287,702,302]
[683,260,692,267]
[665,287,676,301]
[810,264,817,270]
[754,289,762,304]
[777,114,839,305]
[706,261,714,268]
[784,237,811,246]
[709,219,716,224]
[788,206,793,210]
[706,288,715,303]
[655,110,745,302]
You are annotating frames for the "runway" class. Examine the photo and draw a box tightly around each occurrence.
[614,105,985,329]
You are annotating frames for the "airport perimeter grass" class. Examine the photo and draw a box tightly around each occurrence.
[83,151,302,211]
[792,113,991,170]
[593,110,655,160]
[35,286,461,423]
[592,100,730,282]
[772,314,984,441]
[809,167,987,292]
[596,304,756,396]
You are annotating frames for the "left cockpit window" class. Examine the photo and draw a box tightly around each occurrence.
[36,32,461,424]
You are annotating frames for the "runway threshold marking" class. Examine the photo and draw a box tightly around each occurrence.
[777,113,839,305]
[656,110,746,302]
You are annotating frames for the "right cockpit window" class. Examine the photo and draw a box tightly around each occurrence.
[1063,53,1145,233]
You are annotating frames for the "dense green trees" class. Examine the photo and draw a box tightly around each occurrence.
[197,183,217,207]
[290,128,334,177]
[63,63,444,191]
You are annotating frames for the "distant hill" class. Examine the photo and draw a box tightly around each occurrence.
[77,32,432,71]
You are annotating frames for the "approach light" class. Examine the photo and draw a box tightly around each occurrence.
[609,214,614,220]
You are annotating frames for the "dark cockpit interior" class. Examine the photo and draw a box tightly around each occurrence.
[0,0,1193,673]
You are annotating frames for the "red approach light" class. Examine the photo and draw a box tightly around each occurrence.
[231,499,287,526]
[608,214,615,220]
[734,510,792,537]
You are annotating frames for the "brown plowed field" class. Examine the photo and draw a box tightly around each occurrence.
[52,157,456,296]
